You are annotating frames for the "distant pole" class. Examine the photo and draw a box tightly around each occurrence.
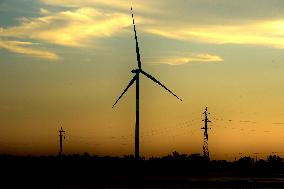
[254,153,259,162]
[58,126,66,156]
[201,107,211,160]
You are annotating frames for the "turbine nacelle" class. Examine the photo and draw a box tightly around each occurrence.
[131,69,142,74]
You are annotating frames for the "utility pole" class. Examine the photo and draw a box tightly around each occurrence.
[201,107,211,160]
[58,126,66,156]
[254,152,259,162]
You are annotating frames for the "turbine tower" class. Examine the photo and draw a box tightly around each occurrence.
[201,107,211,160]
[58,126,66,156]
[112,7,182,160]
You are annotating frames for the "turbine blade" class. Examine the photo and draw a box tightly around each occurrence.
[131,7,142,69]
[112,74,138,108]
[141,70,182,101]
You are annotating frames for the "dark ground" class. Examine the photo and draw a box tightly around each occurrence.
[1,152,284,188]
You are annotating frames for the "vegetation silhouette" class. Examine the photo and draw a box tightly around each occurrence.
[1,152,284,188]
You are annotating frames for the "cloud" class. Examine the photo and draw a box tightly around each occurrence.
[272,122,284,125]
[40,0,156,13]
[0,7,132,47]
[0,40,59,60]
[144,19,284,49]
[153,53,223,65]
[37,1,284,50]
[2,0,283,61]
[39,8,49,15]
[41,0,131,8]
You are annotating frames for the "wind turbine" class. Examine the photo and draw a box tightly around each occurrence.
[112,7,182,160]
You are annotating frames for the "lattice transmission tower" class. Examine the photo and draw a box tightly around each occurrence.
[201,107,211,160]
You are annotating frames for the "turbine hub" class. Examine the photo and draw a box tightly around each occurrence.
[131,69,142,73]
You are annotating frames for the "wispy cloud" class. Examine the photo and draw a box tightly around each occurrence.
[240,120,257,124]
[144,19,284,49]
[0,7,132,47]
[153,53,223,66]
[0,40,59,60]
[272,122,284,125]
[40,0,156,13]
[39,8,49,15]
[2,0,283,61]
[39,2,284,51]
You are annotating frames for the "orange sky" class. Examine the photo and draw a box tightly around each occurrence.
[1,0,284,160]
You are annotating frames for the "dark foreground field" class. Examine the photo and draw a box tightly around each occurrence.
[1,152,284,188]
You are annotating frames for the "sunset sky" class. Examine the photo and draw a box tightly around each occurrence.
[1,0,284,160]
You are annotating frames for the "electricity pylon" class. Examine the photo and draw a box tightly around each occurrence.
[201,107,211,160]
